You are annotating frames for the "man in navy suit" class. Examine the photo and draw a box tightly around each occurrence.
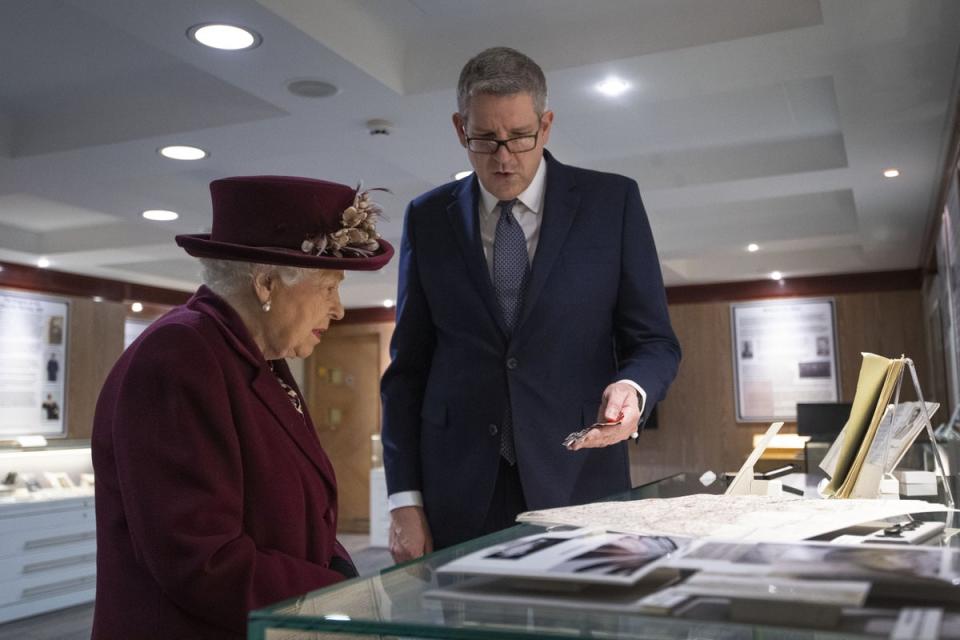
[381,47,680,561]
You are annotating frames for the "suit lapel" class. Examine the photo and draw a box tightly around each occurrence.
[447,176,510,336]
[516,153,580,331]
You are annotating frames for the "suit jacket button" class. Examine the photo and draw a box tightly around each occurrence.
[506,357,518,370]
[488,424,499,436]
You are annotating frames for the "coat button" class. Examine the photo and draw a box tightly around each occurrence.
[488,424,499,436]
[506,357,518,370]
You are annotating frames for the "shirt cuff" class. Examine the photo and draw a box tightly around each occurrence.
[615,379,647,438]
[388,490,423,511]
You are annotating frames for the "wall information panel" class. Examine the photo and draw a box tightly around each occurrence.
[0,289,68,437]
[732,298,840,422]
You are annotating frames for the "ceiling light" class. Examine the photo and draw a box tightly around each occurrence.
[770,271,782,281]
[131,302,143,313]
[142,210,179,221]
[159,145,208,160]
[188,24,261,51]
[747,243,759,253]
[382,298,395,308]
[92,296,104,303]
[596,76,630,97]
[37,257,50,268]
[454,170,473,180]
[883,168,900,178]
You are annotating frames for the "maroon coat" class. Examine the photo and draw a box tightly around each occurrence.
[92,286,351,639]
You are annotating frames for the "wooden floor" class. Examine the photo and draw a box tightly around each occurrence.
[0,535,393,640]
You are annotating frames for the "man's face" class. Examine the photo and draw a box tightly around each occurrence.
[453,92,553,201]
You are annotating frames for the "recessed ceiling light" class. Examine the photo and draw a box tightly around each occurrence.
[747,243,759,253]
[454,170,473,180]
[131,302,144,313]
[159,145,208,160]
[37,257,50,268]
[287,80,340,98]
[187,23,261,51]
[770,271,782,280]
[143,209,179,222]
[596,76,630,97]
[883,168,900,178]
[382,298,395,308]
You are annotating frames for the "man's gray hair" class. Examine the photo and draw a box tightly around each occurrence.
[457,47,548,116]
[199,258,308,298]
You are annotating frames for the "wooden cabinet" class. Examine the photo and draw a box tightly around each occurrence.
[304,322,393,534]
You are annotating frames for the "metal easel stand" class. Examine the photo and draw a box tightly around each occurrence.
[904,358,955,508]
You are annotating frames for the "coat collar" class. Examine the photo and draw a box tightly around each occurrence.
[186,286,338,490]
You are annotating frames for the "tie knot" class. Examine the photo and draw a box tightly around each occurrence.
[498,199,518,214]
[498,199,518,224]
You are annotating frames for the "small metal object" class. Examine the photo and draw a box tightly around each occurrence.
[562,419,623,448]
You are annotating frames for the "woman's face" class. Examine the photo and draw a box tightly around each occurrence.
[261,269,345,359]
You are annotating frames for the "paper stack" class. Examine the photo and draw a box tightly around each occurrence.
[819,353,939,499]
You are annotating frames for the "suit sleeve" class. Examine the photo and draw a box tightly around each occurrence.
[613,180,681,415]
[380,202,436,495]
[111,324,344,634]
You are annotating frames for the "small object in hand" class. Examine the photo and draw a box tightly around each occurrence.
[562,415,624,448]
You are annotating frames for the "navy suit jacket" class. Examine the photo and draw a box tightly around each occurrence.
[381,151,680,548]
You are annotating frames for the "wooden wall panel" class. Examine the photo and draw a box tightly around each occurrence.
[65,299,126,439]
[303,322,393,534]
[834,291,928,401]
[630,290,931,485]
[2,258,932,510]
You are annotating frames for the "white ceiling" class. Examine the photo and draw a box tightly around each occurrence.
[0,0,958,307]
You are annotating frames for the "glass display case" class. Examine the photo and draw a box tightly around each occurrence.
[0,443,96,623]
[250,472,959,639]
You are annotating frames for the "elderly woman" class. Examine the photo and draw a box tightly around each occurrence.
[91,176,393,639]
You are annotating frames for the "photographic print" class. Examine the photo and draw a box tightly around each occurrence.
[440,528,688,586]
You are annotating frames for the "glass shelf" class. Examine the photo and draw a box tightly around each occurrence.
[249,472,959,640]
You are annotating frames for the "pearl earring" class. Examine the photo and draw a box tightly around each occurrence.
[262,300,271,312]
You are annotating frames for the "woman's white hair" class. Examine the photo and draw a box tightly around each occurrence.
[199,258,309,298]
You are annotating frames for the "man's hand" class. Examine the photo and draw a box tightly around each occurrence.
[567,382,641,450]
[389,506,433,563]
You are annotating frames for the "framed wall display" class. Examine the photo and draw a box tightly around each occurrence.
[731,298,841,422]
[939,207,960,411]
[944,173,960,410]
[0,289,69,438]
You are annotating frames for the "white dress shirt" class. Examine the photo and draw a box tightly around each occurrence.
[388,159,646,511]
[477,158,547,276]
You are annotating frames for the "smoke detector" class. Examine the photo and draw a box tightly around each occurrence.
[366,119,392,136]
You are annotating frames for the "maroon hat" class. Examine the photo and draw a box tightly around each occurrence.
[176,175,394,271]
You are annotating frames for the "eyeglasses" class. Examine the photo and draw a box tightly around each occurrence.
[464,128,540,154]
